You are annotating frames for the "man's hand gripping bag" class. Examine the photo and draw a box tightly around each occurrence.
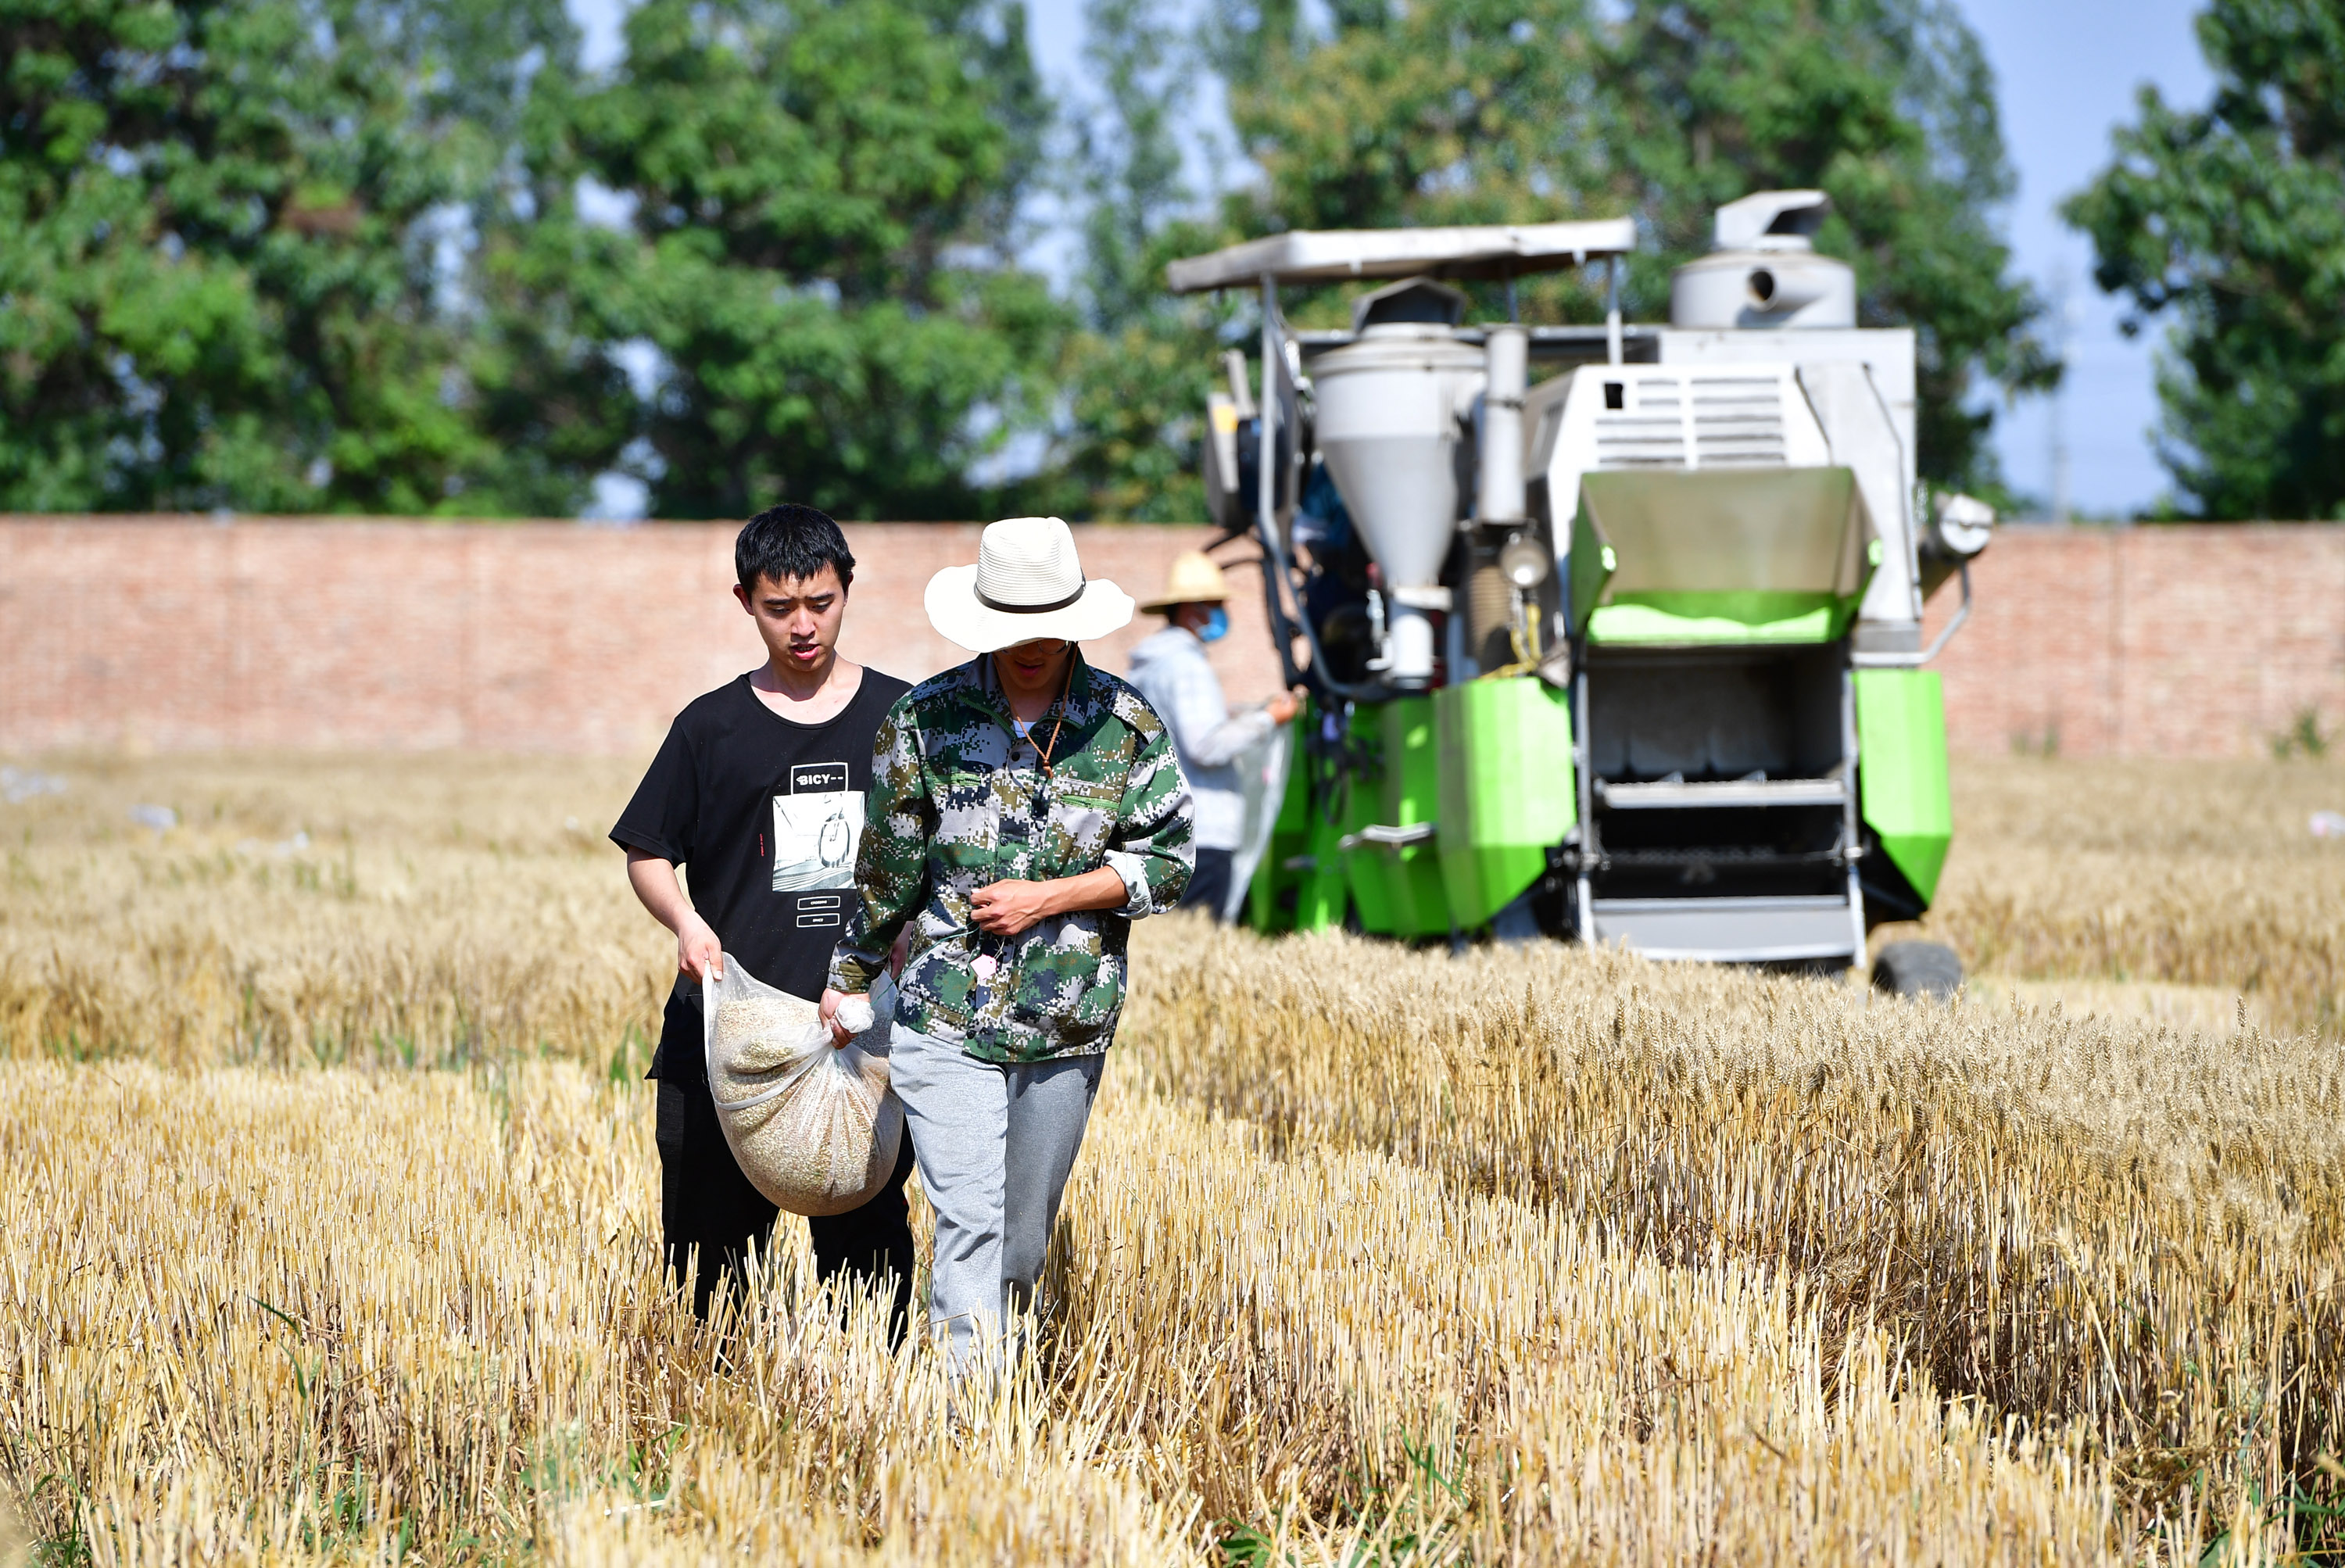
[702,955,903,1216]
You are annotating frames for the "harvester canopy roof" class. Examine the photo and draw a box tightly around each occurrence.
[1165,219,1638,294]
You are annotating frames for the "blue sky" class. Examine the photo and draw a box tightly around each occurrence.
[1954,0,2211,517]
[569,0,2216,518]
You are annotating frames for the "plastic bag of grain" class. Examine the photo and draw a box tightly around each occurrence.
[702,955,902,1216]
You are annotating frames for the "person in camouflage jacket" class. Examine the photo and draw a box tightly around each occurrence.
[825,650,1194,1060]
[821,517,1193,1380]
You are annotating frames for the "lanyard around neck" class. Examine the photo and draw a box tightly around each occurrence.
[1001,657,1074,783]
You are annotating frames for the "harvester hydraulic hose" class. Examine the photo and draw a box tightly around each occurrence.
[1255,508,1387,707]
[1255,270,1388,709]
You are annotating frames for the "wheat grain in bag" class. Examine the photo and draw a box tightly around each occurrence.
[701,953,902,1215]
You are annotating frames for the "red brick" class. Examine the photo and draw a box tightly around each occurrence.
[6,518,2339,758]
[1928,524,2345,758]
[0,517,1290,755]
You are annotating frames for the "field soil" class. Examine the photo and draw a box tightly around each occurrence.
[3,751,2341,1563]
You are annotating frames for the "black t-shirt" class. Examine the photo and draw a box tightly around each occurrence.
[613,668,911,1079]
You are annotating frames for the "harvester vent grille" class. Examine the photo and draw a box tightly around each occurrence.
[1691,375,1788,467]
[1593,378,1688,468]
[1590,373,1789,473]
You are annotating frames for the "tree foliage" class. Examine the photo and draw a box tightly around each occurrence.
[4,0,2063,517]
[1218,0,1610,234]
[1199,0,2050,492]
[0,0,1057,517]
[1207,0,1616,331]
[2066,0,2345,520]
[1606,0,2053,493]
[1035,0,1239,521]
[553,0,1062,521]
[0,0,522,510]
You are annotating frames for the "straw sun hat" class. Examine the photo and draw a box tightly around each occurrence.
[924,517,1136,653]
[1138,550,1231,615]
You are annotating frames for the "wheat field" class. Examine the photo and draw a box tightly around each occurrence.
[1921,755,2345,1040]
[3,751,2343,1563]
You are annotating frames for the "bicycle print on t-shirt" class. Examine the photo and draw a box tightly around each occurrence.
[772,761,864,893]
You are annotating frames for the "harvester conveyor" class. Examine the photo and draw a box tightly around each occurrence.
[1595,777,1849,808]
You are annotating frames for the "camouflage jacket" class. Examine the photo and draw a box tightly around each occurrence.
[828,653,1194,1063]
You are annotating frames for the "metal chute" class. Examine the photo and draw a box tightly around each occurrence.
[1570,467,1881,644]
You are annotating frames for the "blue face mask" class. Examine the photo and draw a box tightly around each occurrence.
[1198,606,1230,643]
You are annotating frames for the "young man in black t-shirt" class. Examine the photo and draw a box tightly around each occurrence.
[611,504,916,1334]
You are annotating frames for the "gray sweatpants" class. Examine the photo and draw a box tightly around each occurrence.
[887,1022,1104,1378]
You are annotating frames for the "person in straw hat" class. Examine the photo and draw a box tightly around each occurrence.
[1126,550,1302,922]
[820,517,1194,1380]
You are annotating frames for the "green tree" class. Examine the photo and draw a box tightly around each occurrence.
[1606,0,2053,494]
[2065,0,2345,519]
[1208,0,1616,327]
[452,192,641,517]
[0,0,565,512]
[1048,0,1619,521]
[365,0,636,516]
[1216,0,1610,233]
[1192,0,2049,495]
[560,0,1065,521]
[1075,0,1190,331]
[1041,0,1241,521]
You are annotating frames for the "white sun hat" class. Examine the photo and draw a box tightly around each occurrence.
[925,517,1136,653]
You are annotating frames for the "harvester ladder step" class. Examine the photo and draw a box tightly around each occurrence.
[1596,778,1847,809]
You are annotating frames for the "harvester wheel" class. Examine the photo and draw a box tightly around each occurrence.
[1871,941,1964,1002]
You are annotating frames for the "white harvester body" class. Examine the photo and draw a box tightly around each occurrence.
[1528,346,1928,647]
[1166,192,1985,967]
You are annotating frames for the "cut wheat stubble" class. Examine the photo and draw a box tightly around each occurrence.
[3,751,2340,1563]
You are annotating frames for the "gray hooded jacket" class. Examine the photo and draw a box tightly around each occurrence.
[1125,625,1274,852]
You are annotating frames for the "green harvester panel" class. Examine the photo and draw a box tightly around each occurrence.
[1248,715,1314,933]
[1347,696,1449,938]
[1262,704,1373,933]
[1853,668,1953,904]
[1572,467,1880,645]
[1434,678,1576,927]
[1250,699,1387,935]
[1332,761,1391,933]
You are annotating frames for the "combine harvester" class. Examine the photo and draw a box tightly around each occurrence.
[1170,191,1988,994]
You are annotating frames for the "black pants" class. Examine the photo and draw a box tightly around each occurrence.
[1178,846,1235,922]
[654,1011,918,1344]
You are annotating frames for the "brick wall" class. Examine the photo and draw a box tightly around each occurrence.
[4,517,2340,758]
[0,518,1286,756]
[1927,524,2345,758]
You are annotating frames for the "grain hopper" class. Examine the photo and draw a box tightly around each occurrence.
[1169,192,1984,990]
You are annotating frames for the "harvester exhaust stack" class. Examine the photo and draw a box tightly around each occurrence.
[1670,188,1856,331]
[1475,326,1528,525]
